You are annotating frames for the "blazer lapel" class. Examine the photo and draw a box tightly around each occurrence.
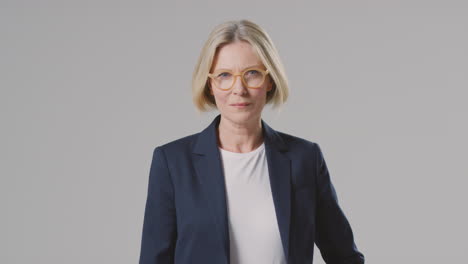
[192,114,291,262]
[262,118,291,261]
[191,115,230,262]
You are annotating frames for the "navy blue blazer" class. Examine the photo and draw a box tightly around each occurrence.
[139,114,364,264]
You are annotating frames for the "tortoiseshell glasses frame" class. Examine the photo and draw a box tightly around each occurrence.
[207,67,270,91]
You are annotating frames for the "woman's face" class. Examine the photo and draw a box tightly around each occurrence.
[208,41,272,126]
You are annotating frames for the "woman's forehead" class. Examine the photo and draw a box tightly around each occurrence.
[212,42,263,69]
[213,64,264,72]
[211,53,264,71]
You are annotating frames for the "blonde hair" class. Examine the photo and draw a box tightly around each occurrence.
[192,19,290,112]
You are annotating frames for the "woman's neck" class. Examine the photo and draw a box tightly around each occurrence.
[216,116,264,153]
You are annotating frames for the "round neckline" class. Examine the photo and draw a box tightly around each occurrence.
[219,142,265,157]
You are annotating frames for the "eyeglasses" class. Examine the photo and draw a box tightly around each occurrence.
[208,67,270,91]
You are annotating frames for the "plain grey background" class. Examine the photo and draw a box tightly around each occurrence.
[1,0,467,263]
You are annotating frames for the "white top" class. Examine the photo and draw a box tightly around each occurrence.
[219,142,287,264]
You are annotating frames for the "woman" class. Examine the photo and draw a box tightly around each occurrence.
[139,19,365,264]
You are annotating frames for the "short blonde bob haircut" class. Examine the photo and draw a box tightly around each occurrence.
[192,19,289,112]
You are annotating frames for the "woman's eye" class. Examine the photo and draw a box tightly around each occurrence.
[217,72,231,78]
[246,70,260,76]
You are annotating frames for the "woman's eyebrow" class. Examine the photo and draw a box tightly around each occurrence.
[214,64,263,71]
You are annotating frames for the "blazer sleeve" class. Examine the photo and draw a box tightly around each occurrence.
[314,143,365,264]
[139,146,177,264]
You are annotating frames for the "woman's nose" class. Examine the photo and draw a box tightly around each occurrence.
[231,76,247,95]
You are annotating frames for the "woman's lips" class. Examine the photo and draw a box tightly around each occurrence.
[230,103,251,108]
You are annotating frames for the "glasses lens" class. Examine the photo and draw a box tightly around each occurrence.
[214,72,233,90]
[243,69,265,88]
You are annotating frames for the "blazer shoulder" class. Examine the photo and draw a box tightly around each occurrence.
[275,129,320,151]
[153,132,199,157]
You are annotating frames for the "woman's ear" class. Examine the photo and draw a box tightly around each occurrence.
[208,83,214,95]
[266,78,273,92]
[207,81,214,95]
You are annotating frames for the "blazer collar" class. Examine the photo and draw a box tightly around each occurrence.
[192,113,288,155]
[191,114,291,263]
